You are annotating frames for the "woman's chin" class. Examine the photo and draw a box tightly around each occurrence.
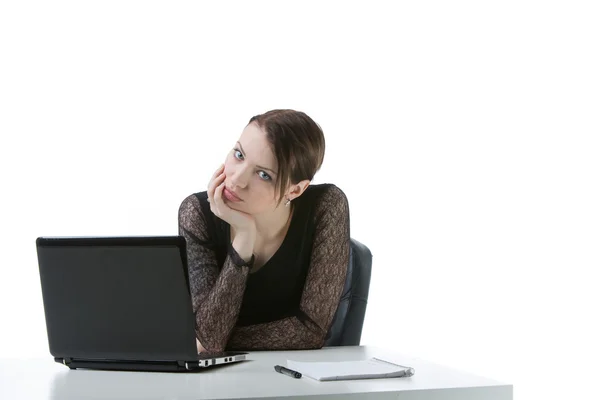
[225,199,242,209]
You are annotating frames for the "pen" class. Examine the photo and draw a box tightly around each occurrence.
[274,365,302,378]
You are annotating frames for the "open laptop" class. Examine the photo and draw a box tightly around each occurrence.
[36,236,247,372]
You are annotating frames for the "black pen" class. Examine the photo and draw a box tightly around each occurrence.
[274,365,302,378]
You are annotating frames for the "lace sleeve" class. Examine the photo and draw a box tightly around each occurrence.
[178,194,252,352]
[226,185,350,350]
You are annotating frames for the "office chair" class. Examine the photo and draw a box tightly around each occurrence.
[324,238,372,347]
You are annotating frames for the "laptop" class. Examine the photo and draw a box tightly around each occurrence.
[36,235,247,372]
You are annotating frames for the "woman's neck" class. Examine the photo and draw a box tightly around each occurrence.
[253,203,294,243]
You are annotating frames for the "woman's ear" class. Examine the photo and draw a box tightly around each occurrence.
[288,179,311,201]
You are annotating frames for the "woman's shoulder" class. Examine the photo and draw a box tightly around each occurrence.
[178,191,210,223]
[303,183,349,211]
[179,190,208,209]
[305,183,347,201]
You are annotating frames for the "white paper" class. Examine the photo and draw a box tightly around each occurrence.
[286,357,415,381]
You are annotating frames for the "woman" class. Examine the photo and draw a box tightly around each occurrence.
[178,109,350,352]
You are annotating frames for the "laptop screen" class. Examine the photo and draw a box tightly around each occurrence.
[36,236,198,361]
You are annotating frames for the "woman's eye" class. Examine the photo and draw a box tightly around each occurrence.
[233,149,271,181]
[258,171,272,181]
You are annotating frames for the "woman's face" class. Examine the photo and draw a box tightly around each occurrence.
[223,122,284,215]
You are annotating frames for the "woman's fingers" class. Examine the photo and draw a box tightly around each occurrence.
[209,180,226,217]
[213,180,225,208]
[207,164,225,198]
[210,174,225,200]
[207,167,220,192]
[213,163,224,179]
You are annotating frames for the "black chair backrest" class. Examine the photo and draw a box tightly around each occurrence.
[324,238,372,347]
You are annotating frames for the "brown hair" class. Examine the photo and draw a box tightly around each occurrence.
[248,109,325,204]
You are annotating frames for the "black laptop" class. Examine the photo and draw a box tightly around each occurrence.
[36,236,247,372]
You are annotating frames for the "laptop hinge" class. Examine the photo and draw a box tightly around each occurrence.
[184,361,199,370]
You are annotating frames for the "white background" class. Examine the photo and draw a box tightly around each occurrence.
[1,1,599,399]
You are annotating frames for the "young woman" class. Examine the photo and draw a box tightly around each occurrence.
[178,109,350,352]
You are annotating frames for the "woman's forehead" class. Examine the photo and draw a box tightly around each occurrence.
[238,124,278,172]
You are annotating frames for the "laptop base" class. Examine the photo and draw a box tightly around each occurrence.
[56,352,247,372]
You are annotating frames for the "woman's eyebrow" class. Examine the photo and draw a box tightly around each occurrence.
[237,141,278,175]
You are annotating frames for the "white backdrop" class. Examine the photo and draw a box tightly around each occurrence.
[1,1,599,399]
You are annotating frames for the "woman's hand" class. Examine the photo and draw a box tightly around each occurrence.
[207,164,256,235]
[196,338,207,353]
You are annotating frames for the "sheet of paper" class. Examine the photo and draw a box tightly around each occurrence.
[286,358,413,381]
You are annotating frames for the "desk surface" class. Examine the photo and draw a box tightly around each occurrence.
[0,346,512,400]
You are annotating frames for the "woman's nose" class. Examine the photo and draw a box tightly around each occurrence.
[229,167,249,189]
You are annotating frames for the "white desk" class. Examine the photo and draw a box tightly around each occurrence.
[0,346,512,399]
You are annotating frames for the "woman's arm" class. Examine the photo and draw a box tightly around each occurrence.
[225,185,351,350]
[178,194,253,352]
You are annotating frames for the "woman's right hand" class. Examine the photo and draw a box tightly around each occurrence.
[196,338,207,353]
[207,164,257,235]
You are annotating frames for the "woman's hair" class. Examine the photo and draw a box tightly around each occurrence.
[248,109,325,204]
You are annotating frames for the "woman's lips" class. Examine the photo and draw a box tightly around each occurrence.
[223,187,242,202]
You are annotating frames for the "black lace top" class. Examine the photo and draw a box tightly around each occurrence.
[178,183,350,351]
